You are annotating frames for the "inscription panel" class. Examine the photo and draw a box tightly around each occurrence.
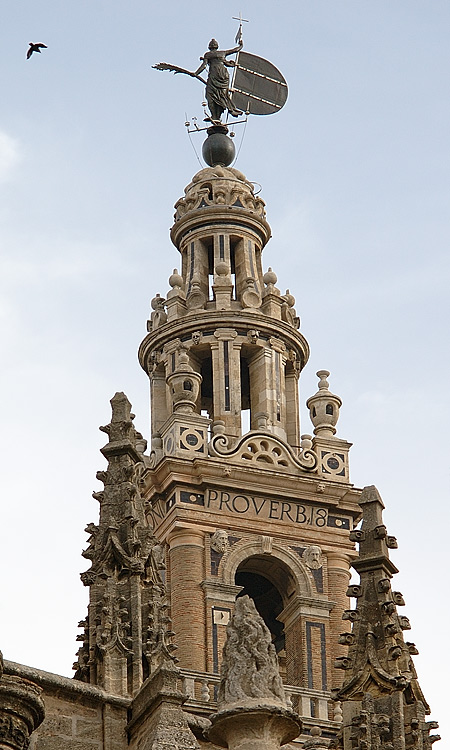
[147,488,351,531]
[206,489,350,529]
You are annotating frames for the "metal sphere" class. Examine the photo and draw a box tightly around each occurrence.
[202,132,235,167]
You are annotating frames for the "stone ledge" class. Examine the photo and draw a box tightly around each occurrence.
[3,661,131,709]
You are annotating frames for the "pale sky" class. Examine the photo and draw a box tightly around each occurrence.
[1,1,448,741]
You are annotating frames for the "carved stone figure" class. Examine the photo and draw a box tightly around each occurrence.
[210,529,229,553]
[302,545,323,569]
[151,543,166,569]
[191,330,202,346]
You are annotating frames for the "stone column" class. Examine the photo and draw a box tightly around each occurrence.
[211,329,240,439]
[285,364,300,449]
[168,528,206,671]
[327,552,352,688]
[150,368,168,436]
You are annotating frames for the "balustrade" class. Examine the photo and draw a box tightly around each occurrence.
[180,669,342,723]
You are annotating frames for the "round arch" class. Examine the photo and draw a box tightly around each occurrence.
[220,538,313,599]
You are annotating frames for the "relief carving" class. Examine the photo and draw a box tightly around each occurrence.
[210,529,230,553]
[302,545,323,570]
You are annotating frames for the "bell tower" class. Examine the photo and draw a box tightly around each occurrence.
[138,158,362,737]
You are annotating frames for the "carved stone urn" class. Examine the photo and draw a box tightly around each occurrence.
[306,370,342,437]
[166,350,202,414]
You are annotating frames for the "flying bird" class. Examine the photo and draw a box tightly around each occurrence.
[27,42,47,59]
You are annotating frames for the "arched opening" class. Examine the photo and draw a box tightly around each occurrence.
[240,355,251,434]
[200,354,213,419]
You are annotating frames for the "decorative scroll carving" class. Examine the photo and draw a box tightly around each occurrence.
[209,431,317,473]
[174,166,266,221]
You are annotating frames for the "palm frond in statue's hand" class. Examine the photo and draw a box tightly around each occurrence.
[152,62,207,85]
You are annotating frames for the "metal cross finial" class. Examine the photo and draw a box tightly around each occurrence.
[232,13,249,44]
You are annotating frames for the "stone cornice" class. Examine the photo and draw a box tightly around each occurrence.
[138,313,309,374]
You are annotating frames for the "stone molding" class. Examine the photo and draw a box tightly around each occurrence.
[279,596,335,629]
[200,581,243,603]
[3,660,131,708]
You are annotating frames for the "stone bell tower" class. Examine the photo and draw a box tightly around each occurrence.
[137,160,362,739]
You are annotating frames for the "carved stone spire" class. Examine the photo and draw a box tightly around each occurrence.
[74,393,177,697]
[333,485,440,749]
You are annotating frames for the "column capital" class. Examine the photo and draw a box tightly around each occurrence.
[167,527,205,549]
[213,328,238,341]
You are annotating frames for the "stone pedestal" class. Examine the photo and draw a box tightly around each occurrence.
[208,704,301,750]
[128,663,199,750]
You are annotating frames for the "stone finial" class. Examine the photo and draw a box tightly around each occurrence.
[215,261,229,277]
[306,370,342,437]
[208,595,301,750]
[263,267,277,286]
[168,268,183,290]
[217,595,286,709]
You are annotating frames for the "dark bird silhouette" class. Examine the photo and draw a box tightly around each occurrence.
[27,43,47,59]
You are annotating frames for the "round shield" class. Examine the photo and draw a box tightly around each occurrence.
[231,51,288,115]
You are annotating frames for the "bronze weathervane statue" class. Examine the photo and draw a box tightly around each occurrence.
[153,23,288,166]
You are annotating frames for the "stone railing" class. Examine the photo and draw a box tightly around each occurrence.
[180,669,342,724]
